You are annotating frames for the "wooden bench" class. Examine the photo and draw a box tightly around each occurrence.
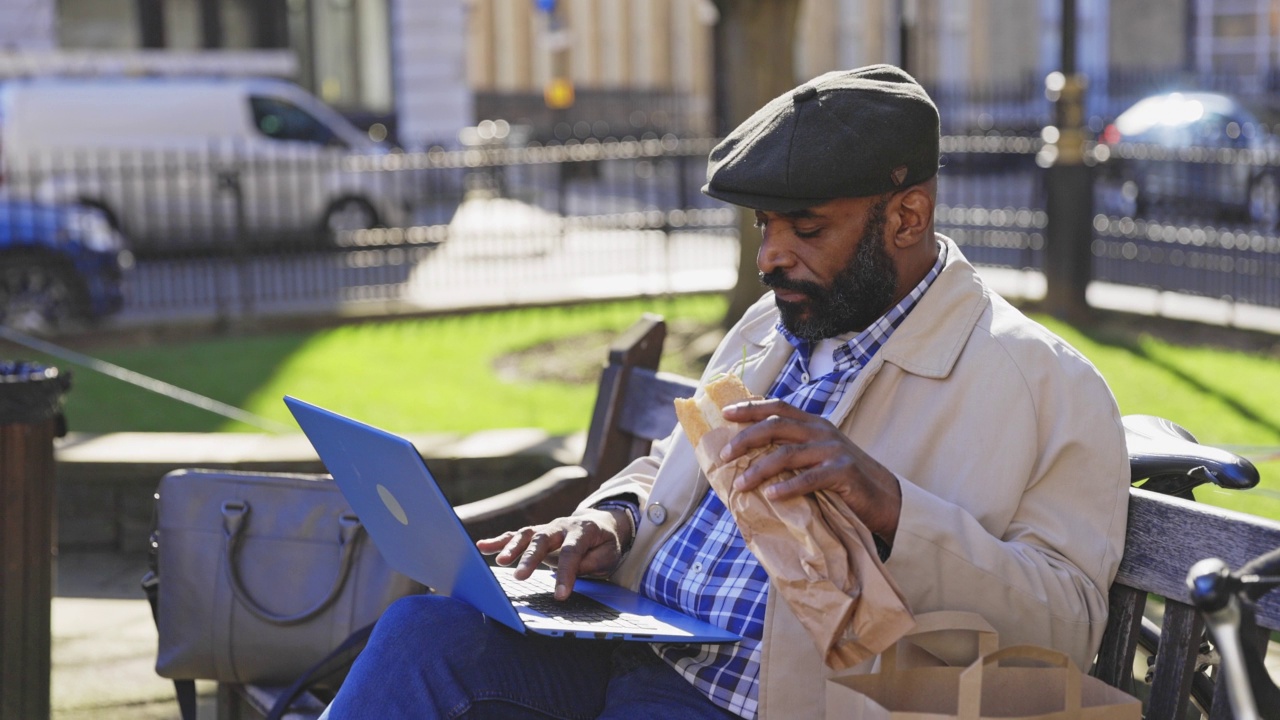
[214,313,1280,719]
[1092,489,1280,719]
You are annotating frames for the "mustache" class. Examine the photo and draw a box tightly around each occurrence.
[759,270,827,299]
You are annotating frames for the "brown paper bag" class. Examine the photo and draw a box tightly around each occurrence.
[703,426,914,668]
[826,644,1141,720]
[826,611,998,719]
[676,376,914,670]
[875,611,999,673]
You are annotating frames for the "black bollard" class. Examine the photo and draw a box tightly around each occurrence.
[0,360,71,720]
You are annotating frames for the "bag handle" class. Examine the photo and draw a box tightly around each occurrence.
[957,645,1082,720]
[222,500,364,625]
[881,610,999,672]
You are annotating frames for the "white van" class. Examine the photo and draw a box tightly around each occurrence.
[0,76,412,252]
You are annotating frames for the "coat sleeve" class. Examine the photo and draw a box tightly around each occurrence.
[881,330,1130,670]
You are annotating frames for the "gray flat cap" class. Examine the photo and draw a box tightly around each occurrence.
[703,64,940,211]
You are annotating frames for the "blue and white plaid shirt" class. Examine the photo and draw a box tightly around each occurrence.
[639,244,946,718]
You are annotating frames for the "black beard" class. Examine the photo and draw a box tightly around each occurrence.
[760,198,898,342]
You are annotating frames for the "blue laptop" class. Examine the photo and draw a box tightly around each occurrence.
[284,396,741,643]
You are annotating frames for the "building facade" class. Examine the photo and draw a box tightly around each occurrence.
[8,0,1280,145]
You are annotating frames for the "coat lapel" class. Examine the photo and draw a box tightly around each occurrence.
[826,237,989,428]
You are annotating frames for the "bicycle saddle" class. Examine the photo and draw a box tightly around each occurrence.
[1124,414,1260,492]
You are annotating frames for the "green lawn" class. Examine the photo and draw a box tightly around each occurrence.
[6,294,1278,520]
[1037,315,1280,520]
[12,295,725,437]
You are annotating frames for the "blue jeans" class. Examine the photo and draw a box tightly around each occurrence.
[322,595,742,719]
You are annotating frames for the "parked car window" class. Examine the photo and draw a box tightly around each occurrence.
[250,96,346,148]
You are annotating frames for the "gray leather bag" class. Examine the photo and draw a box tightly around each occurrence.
[150,468,425,685]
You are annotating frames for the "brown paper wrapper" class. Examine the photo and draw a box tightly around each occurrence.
[690,422,916,670]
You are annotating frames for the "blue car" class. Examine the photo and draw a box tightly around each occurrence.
[0,199,132,333]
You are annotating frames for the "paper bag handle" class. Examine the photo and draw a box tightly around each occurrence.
[957,645,1082,720]
[881,611,999,672]
[221,500,364,625]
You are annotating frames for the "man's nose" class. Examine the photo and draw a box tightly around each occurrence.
[756,228,794,274]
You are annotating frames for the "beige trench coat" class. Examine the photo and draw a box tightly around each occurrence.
[578,236,1130,719]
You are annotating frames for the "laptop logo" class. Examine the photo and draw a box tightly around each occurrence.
[377,484,410,525]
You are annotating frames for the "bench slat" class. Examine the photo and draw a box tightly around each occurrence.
[1092,583,1145,690]
[1145,601,1202,720]
[1117,489,1280,630]
[1209,671,1231,720]
[580,316,667,483]
[617,368,697,442]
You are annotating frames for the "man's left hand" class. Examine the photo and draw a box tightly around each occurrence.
[719,399,902,542]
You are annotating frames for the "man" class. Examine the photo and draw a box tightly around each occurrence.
[321,64,1129,719]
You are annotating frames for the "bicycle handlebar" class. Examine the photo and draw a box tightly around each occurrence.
[1239,546,1280,602]
[1187,555,1280,720]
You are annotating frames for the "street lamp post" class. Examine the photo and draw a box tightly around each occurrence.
[1042,0,1094,324]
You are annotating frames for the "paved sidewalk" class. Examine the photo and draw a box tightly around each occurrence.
[53,552,215,720]
[980,267,1280,336]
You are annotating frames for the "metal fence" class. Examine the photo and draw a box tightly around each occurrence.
[4,126,1280,334]
[0,137,738,330]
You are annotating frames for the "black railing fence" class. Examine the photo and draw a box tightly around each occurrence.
[3,125,1280,333]
[0,137,737,326]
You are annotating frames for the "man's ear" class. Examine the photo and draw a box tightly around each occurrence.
[891,185,934,249]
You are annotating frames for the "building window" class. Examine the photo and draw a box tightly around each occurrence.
[289,0,393,113]
[57,0,139,49]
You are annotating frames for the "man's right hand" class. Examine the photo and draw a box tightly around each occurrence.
[476,509,631,600]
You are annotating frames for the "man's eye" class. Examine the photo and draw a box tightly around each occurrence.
[794,227,821,239]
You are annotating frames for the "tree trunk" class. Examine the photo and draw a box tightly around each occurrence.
[713,0,802,329]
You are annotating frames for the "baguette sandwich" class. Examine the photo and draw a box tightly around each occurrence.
[674,373,758,448]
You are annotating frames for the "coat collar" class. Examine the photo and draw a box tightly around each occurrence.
[876,235,989,379]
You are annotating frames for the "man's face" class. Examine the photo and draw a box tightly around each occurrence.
[756,195,898,341]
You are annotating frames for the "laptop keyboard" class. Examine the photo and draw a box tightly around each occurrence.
[494,569,658,630]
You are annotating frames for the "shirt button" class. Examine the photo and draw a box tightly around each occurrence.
[690,561,704,574]
[801,372,810,383]
[646,503,667,525]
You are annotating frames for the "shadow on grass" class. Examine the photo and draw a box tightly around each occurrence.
[1073,321,1280,440]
